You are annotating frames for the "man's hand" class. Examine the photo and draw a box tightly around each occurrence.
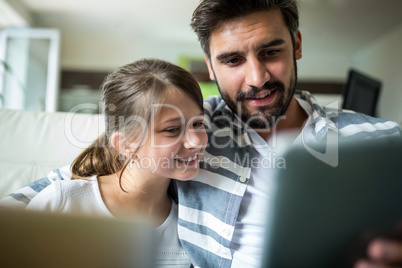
[355,238,402,268]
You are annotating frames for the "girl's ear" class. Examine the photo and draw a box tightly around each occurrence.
[110,132,134,157]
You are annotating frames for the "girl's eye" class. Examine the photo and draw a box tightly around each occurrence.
[165,127,179,134]
[193,121,204,128]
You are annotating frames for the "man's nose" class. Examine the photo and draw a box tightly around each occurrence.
[245,57,270,89]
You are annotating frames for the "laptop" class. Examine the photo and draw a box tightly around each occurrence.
[0,208,156,268]
[261,135,402,268]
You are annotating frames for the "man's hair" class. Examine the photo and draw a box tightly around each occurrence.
[191,0,299,58]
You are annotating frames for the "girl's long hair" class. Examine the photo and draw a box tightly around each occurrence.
[70,58,203,202]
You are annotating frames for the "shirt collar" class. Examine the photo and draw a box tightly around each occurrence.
[213,90,340,141]
[297,90,339,141]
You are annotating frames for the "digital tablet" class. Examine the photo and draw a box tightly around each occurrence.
[261,136,402,268]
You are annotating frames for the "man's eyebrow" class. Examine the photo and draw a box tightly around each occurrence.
[216,51,243,61]
[215,39,286,61]
[259,39,286,50]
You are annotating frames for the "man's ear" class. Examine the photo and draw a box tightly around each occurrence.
[110,132,134,157]
[295,30,302,60]
[205,56,216,81]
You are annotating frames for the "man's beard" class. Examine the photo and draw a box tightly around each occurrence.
[216,60,298,129]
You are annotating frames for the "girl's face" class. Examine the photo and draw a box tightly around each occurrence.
[131,88,207,182]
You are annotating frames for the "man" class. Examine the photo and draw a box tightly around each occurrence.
[176,0,401,267]
[1,0,401,268]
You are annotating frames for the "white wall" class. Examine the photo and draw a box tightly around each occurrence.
[4,1,401,122]
[0,0,32,27]
[298,49,351,81]
[33,9,201,71]
[57,26,402,123]
[352,23,402,124]
[59,31,201,70]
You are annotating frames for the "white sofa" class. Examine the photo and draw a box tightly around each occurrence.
[0,108,105,198]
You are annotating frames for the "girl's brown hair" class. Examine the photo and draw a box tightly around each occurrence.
[70,58,203,200]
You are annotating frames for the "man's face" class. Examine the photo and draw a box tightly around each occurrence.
[205,9,302,129]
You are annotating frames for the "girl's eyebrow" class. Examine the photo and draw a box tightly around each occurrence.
[160,112,204,124]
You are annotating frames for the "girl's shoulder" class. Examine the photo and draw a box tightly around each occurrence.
[53,176,101,203]
[47,176,99,195]
[26,176,104,214]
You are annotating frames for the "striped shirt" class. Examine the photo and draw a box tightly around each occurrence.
[176,91,401,268]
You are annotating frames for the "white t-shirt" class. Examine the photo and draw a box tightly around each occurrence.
[26,176,191,268]
[230,98,314,267]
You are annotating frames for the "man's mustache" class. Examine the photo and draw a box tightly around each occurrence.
[236,81,285,102]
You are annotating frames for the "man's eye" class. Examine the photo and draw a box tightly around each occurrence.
[265,50,279,56]
[224,58,240,65]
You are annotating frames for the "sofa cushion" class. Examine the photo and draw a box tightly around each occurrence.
[0,109,105,198]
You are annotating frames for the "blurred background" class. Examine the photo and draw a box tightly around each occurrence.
[0,0,401,124]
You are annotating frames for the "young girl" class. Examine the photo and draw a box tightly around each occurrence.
[26,58,208,267]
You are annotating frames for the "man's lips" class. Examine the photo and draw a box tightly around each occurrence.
[244,89,274,100]
[243,89,277,106]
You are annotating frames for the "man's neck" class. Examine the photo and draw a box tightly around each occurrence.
[256,97,308,141]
